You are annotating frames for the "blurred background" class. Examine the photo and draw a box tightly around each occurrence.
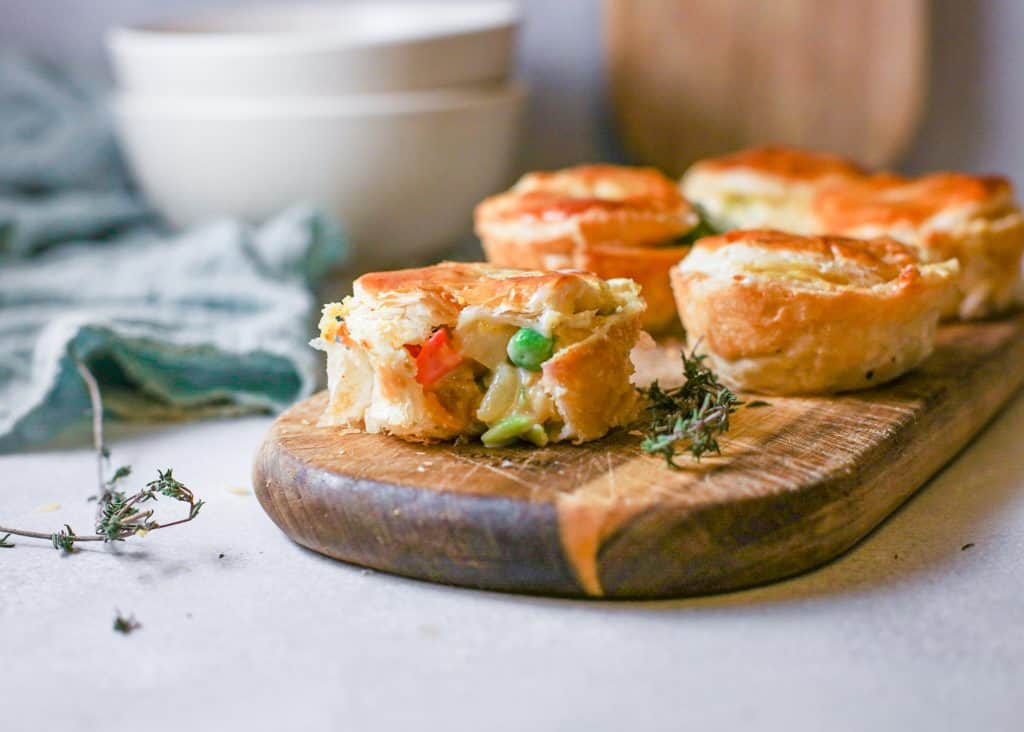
[2,0,1022,179]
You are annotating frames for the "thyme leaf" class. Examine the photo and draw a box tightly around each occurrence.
[113,611,141,634]
[637,344,742,467]
[51,524,77,553]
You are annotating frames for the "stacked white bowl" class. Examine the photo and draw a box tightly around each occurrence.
[107,2,524,268]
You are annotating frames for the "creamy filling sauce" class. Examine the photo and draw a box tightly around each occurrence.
[413,313,605,441]
[476,362,557,431]
[416,354,560,441]
[704,191,816,234]
[420,333,564,441]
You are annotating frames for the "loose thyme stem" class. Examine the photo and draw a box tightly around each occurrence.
[0,358,203,552]
[73,353,110,514]
[0,526,106,542]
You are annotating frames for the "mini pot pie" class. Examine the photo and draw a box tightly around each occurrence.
[812,173,1024,319]
[475,164,698,332]
[313,261,645,445]
[682,146,1024,320]
[670,230,960,395]
[681,146,865,234]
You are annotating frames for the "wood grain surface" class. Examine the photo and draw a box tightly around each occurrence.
[253,314,1024,599]
[605,0,929,174]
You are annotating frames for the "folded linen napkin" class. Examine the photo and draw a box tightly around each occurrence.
[0,54,346,452]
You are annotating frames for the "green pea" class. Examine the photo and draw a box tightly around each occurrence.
[481,414,535,447]
[506,327,554,370]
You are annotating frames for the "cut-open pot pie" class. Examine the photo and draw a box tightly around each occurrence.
[313,262,645,445]
[475,164,698,333]
[670,230,960,395]
[682,146,1024,319]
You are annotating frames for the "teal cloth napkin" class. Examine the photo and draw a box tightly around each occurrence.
[0,54,346,452]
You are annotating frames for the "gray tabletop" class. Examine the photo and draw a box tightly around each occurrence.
[3,393,1022,732]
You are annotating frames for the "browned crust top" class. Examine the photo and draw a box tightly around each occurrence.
[695,228,922,269]
[354,261,611,311]
[813,172,1014,229]
[690,145,866,181]
[476,164,693,223]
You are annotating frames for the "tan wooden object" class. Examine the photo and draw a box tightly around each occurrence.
[605,0,929,174]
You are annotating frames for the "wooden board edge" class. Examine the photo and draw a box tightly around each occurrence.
[253,434,588,596]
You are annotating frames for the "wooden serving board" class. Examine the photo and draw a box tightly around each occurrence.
[605,0,929,174]
[253,315,1024,599]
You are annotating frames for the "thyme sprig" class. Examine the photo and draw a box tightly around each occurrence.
[113,611,142,634]
[0,355,203,552]
[637,344,742,468]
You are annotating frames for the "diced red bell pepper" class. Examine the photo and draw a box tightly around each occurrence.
[407,328,463,387]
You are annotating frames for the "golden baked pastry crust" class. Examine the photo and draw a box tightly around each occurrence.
[690,228,920,269]
[478,238,689,334]
[670,230,960,394]
[683,146,1024,320]
[541,314,640,442]
[812,173,1014,230]
[686,145,866,182]
[315,262,644,444]
[570,242,690,334]
[349,261,618,318]
[477,164,696,247]
[475,165,697,333]
[812,173,1024,318]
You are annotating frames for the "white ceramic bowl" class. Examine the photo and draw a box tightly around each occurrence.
[113,83,525,267]
[107,2,520,96]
